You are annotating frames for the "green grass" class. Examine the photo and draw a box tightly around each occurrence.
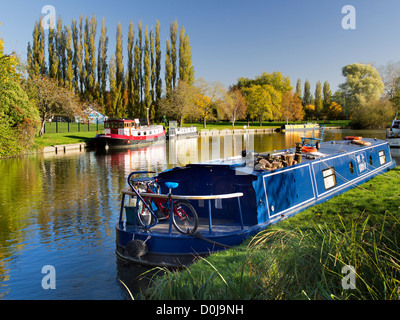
[143,167,400,300]
[34,131,98,149]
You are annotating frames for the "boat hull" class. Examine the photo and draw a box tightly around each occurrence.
[93,132,165,148]
[116,138,396,267]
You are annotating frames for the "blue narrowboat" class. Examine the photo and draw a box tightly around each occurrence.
[115,137,396,267]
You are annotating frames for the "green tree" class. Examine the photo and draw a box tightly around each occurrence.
[97,17,108,107]
[71,19,81,93]
[179,26,194,85]
[1,37,40,155]
[127,20,135,118]
[314,81,322,119]
[56,16,66,85]
[302,80,311,107]
[322,81,332,118]
[143,26,151,114]
[155,20,162,118]
[48,24,58,79]
[242,85,274,126]
[65,26,74,91]
[89,15,97,100]
[165,39,173,97]
[296,79,302,100]
[115,22,125,116]
[170,19,178,88]
[339,63,385,117]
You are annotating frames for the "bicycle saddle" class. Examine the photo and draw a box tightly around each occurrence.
[165,182,179,189]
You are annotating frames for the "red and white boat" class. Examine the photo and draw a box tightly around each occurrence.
[93,119,166,148]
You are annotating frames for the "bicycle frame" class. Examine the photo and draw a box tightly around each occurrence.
[127,171,186,229]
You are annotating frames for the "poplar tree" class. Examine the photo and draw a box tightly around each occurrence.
[56,16,66,85]
[170,19,178,88]
[109,54,118,116]
[143,26,151,114]
[31,21,46,76]
[303,80,311,106]
[78,15,84,94]
[72,19,81,93]
[150,29,155,110]
[155,20,162,105]
[133,36,141,116]
[127,21,135,117]
[179,26,194,85]
[89,15,97,100]
[137,20,143,115]
[48,25,58,79]
[165,39,173,97]
[115,22,124,114]
[83,16,90,96]
[97,17,108,106]
[314,81,323,118]
[322,81,332,116]
[65,26,74,91]
[296,79,302,100]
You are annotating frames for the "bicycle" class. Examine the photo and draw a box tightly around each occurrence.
[127,171,199,235]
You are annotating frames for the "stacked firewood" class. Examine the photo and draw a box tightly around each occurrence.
[254,153,301,171]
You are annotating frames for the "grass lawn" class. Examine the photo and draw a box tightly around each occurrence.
[34,131,98,149]
[144,167,400,300]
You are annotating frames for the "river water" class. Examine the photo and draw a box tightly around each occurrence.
[0,129,398,300]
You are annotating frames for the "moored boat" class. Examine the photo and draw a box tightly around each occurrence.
[93,119,165,148]
[386,114,400,148]
[115,137,396,267]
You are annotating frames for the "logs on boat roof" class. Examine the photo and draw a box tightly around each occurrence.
[254,153,299,171]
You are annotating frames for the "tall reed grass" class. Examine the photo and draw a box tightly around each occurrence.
[143,167,400,300]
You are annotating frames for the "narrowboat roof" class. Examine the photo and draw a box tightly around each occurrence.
[191,138,389,177]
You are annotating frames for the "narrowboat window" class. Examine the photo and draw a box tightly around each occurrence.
[379,150,386,165]
[104,122,109,128]
[119,122,124,128]
[322,167,337,190]
[369,155,373,166]
[138,132,141,136]
[349,161,354,174]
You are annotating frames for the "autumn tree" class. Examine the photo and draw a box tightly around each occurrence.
[27,75,82,137]
[196,77,225,128]
[281,92,304,121]
[159,80,197,126]
[221,89,247,127]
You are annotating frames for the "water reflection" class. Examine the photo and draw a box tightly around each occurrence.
[0,130,398,299]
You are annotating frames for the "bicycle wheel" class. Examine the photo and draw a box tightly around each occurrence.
[137,198,155,228]
[172,200,199,234]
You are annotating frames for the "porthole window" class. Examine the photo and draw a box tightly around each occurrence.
[349,161,354,174]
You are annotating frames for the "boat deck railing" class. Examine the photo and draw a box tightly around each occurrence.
[120,189,244,235]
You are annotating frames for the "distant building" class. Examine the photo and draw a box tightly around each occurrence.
[76,107,108,124]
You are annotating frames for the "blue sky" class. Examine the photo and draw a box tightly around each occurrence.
[1,0,400,92]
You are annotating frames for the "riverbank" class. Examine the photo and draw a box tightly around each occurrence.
[144,167,400,300]
[31,120,350,153]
